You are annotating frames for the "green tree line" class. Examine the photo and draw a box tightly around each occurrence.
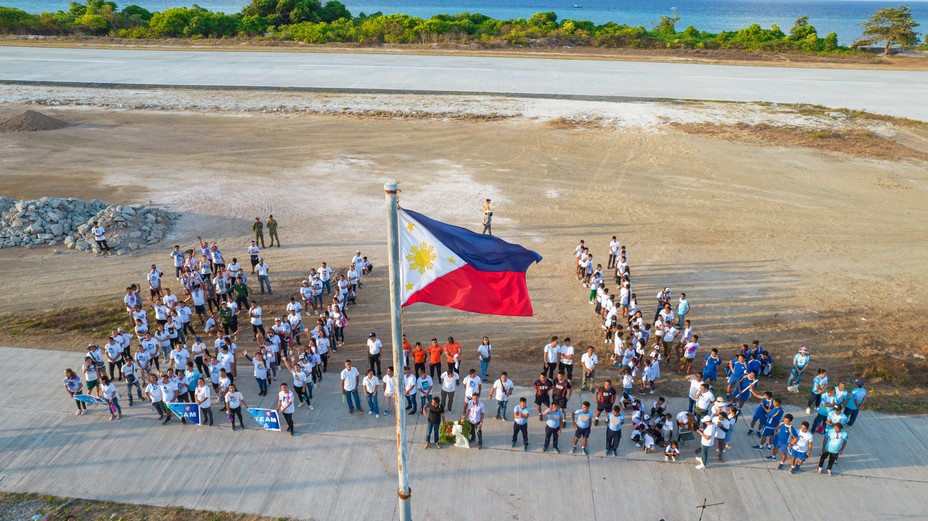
[0,0,924,54]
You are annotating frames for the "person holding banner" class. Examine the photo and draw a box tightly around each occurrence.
[160,373,184,425]
[195,377,214,426]
[277,383,296,436]
[63,368,87,416]
[100,375,122,421]
[225,383,248,431]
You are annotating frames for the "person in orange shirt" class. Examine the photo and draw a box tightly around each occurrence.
[428,339,444,380]
[444,336,462,375]
[411,342,427,376]
[402,334,412,369]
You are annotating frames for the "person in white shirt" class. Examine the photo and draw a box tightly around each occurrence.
[580,347,599,391]
[558,338,575,381]
[680,334,700,374]
[403,367,418,414]
[362,370,381,418]
[477,337,492,383]
[607,236,619,269]
[416,369,434,408]
[194,378,214,426]
[100,375,122,421]
[256,258,272,295]
[170,343,190,372]
[91,221,111,255]
[277,383,296,435]
[543,336,560,380]
[366,332,383,377]
[224,383,247,431]
[461,369,482,403]
[490,372,514,421]
[159,373,181,425]
[440,368,459,413]
[340,360,362,414]
[103,337,124,381]
[382,366,396,416]
[318,262,333,295]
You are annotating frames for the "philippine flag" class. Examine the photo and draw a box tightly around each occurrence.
[399,209,542,316]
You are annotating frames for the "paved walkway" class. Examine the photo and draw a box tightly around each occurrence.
[1,46,927,119]
[0,346,926,520]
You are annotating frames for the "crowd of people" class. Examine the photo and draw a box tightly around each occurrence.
[63,219,378,437]
[61,218,869,477]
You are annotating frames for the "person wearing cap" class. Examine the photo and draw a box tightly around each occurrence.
[266,215,279,247]
[695,415,717,469]
[844,380,867,426]
[787,347,811,393]
[367,332,382,378]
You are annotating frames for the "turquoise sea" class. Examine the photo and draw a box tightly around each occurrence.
[5,0,927,44]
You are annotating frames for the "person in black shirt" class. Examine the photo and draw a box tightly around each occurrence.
[534,373,554,421]
[552,371,572,412]
[423,397,445,449]
[594,379,618,427]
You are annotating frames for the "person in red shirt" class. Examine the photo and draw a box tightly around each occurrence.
[402,334,412,369]
[412,342,427,376]
[444,336,462,374]
[428,339,443,380]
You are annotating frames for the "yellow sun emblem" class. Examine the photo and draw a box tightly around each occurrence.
[406,242,437,275]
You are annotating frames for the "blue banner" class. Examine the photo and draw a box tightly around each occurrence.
[167,402,201,424]
[247,408,281,431]
[75,395,107,406]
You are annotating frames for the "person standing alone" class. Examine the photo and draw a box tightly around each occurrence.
[91,221,111,255]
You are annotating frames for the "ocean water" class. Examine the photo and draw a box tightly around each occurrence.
[5,0,928,44]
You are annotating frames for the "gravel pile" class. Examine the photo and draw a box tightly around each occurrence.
[0,109,70,132]
[0,196,179,254]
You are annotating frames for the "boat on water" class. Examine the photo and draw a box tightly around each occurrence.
[571,4,582,8]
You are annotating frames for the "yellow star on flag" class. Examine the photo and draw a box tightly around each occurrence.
[448,256,457,264]
[406,222,415,232]
[405,282,414,290]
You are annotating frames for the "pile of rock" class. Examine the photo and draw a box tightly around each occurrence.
[0,196,179,254]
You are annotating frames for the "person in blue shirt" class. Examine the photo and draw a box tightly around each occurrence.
[824,405,848,437]
[771,414,797,468]
[571,401,594,455]
[844,379,868,426]
[702,348,721,383]
[747,391,773,436]
[726,354,747,399]
[817,423,848,476]
[733,371,762,408]
[542,403,564,453]
[787,347,810,392]
[511,397,530,451]
[755,398,783,451]
[746,355,762,383]
[811,386,838,434]
[806,368,828,415]
[748,340,763,361]
[605,405,624,457]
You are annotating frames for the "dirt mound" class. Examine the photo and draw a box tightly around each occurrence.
[0,110,70,132]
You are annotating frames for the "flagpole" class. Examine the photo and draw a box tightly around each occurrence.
[384,181,412,521]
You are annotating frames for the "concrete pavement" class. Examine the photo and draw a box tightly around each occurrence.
[0,346,926,520]
[1,46,927,120]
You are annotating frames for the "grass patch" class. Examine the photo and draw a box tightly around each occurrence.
[0,304,127,336]
[0,491,292,521]
[671,122,928,162]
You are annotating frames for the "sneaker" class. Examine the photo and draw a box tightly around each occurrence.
[752,445,762,450]
[765,455,776,461]
[543,447,549,453]
[817,467,823,474]
[424,443,430,449]
[554,448,560,454]
[806,407,811,415]
[747,429,754,436]
[523,445,528,452]
[594,419,600,427]
[664,455,669,462]
[777,462,784,470]
[766,444,773,450]
[826,470,832,477]
[582,447,588,456]
[368,410,373,415]
[376,414,380,418]
[694,463,706,470]
[297,402,304,408]
[309,405,314,411]
[512,442,517,448]
[789,466,795,474]
[635,442,642,448]
[613,451,619,458]
[571,446,577,453]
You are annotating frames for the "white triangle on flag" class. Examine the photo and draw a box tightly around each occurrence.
[398,209,467,305]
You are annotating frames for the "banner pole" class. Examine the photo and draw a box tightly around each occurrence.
[384,181,412,521]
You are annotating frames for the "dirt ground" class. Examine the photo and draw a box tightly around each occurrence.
[0,101,926,412]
